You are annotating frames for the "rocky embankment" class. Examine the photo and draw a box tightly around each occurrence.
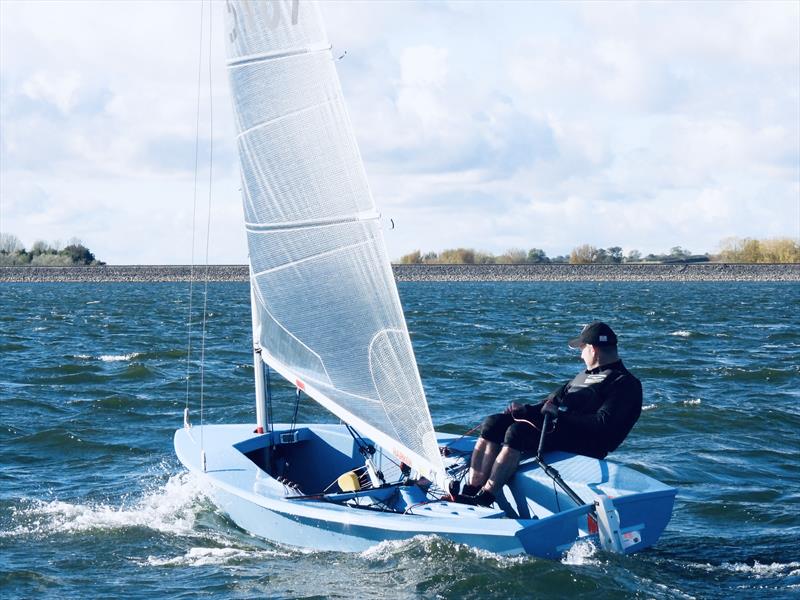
[1,263,798,282]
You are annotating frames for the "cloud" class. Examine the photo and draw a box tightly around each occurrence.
[1,0,798,263]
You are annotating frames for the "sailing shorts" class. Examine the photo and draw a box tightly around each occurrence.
[479,408,541,452]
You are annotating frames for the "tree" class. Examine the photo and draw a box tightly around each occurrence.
[569,244,597,264]
[717,237,800,263]
[0,233,24,254]
[61,243,95,265]
[606,247,623,263]
[761,238,800,262]
[422,251,438,263]
[31,253,74,266]
[594,248,609,263]
[670,246,691,259]
[497,248,527,264]
[399,250,422,264]
[625,249,641,263]
[438,248,475,264]
[30,240,53,256]
[474,251,496,264]
[526,248,549,263]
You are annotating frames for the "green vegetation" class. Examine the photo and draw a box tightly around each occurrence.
[0,233,104,266]
[398,238,799,265]
[717,237,800,263]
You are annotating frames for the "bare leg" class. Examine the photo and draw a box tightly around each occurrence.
[482,446,521,495]
[467,437,501,489]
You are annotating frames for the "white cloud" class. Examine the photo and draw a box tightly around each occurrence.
[1,0,798,264]
[21,70,82,114]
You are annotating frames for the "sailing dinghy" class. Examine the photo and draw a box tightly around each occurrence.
[174,0,676,558]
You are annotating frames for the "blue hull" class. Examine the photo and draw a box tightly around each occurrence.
[174,423,675,558]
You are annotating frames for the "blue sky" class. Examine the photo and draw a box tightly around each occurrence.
[1,0,798,264]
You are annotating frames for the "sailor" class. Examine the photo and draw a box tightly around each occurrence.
[455,321,642,507]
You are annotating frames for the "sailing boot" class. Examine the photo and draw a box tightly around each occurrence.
[452,488,495,507]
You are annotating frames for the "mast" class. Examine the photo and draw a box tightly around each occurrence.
[251,278,268,434]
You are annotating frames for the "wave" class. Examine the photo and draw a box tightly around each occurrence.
[69,352,141,362]
[143,545,291,567]
[560,539,598,565]
[689,560,800,579]
[359,534,529,567]
[1,472,205,539]
[669,330,693,337]
[99,353,141,362]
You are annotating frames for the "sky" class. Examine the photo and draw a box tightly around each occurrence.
[1,0,798,264]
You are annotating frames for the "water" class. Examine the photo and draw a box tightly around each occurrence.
[1,281,798,599]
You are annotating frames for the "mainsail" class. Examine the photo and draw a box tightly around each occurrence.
[224,0,446,486]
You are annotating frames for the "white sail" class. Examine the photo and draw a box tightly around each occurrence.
[224,0,446,486]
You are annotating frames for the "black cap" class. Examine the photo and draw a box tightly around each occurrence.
[568,321,618,348]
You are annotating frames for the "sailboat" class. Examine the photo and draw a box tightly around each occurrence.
[174,0,676,558]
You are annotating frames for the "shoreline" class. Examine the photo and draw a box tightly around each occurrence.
[1,263,798,282]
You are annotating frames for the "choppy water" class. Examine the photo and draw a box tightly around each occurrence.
[1,281,799,599]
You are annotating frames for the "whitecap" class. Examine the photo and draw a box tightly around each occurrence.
[1,472,205,539]
[360,535,426,560]
[669,330,692,337]
[561,539,598,565]
[691,560,800,579]
[360,534,527,567]
[682,399,701,405]
[144,545,289,567]
[86,300,101,305]
[642,403,657,411]
[723,560,800,578]
[99,352,140,362]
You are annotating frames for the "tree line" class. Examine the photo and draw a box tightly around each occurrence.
[398,237,799,265]
[0,233,104,266]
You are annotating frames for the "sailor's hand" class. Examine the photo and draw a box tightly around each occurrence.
[547,383,567,405]
[505,402,524,415]
[541,399,559,418]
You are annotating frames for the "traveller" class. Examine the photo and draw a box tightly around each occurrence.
[454,321,642,507]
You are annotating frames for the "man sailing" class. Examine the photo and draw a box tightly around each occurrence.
[454,321,642,507]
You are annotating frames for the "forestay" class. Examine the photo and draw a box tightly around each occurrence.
[224,0,446,486]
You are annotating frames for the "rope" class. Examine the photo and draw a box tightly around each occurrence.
[511,414,555,434]
[440,422,481,455]
[184,0,205,419]
[199,1,214,453]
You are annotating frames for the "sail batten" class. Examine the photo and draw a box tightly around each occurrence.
[227,44,331,68]
[251,238,373,278]
[236,96,336,140]
[245,210,379,232]
[226,0,446,487]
